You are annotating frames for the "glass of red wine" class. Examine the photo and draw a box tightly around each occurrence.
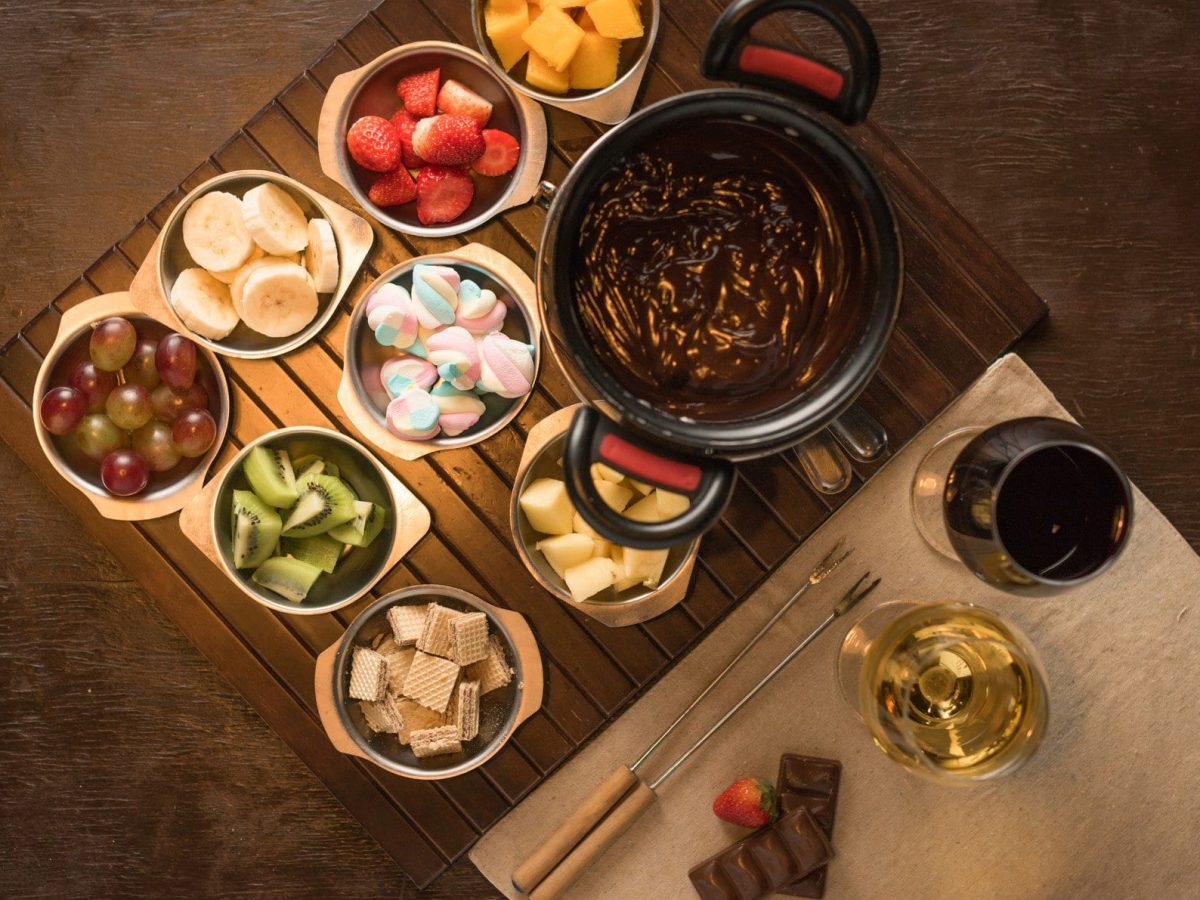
[911,417,1133,593]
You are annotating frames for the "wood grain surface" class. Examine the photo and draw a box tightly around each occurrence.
[1,1,1196,897]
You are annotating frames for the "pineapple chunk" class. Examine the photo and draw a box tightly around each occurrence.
[595,478,633,513]
[624,492,663,523]
[611,546,642,591]
[656,489,690,518]
[563,556,618,602]
[623,546,669,588]
[485,2,531,71]
[525,49,570,93]
[547,0,589,6]
[520,477,574,534]
[584,0,643,39]
[576,8,596,29]
[570,29,621,90]
[626,477,652,495]
[573,511,601,540]
[522,5,585,72]
[537,533,595,578]
[489,0,529,12]
[592,537,613,558]
[591,462,625,483]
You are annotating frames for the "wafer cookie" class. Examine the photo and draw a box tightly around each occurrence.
[359,695,404,734]
[386,603,429,647]
[450,612,490,666]
[451,679,481,742]
[417,603,462,658]
[377,640,417,696]
[402,651,460,713]
[349,647,389,702]
[467,633,513,695]
[410,725,463,759]
[395,698,446,744]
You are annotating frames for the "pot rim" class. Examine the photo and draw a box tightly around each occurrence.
[537,88,903,459]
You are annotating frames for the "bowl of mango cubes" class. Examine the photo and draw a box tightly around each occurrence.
[474,0,659,122]
[511,408,698,624]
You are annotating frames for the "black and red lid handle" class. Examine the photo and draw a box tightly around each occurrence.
[702,0,880,125]
[562,407,737,550]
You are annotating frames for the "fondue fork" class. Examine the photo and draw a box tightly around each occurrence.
[511,565,880,900]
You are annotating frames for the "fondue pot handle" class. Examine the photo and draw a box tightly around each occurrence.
[563,407,737,550]
[701,0,880,125]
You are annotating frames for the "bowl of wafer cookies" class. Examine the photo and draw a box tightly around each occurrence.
[314,584,543,779]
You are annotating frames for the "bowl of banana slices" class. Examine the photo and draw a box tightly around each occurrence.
[142,170,373,359]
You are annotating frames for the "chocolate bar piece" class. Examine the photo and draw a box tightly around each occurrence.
[776,755,842,898]
[687,807,833,900]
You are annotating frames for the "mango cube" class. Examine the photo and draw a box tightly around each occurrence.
[623,546,669,588]
[525,49,570,93]
[656,489,690,519]
[623,492,663,523]
[595,478,633,513]
[627,477,652,495]
[522,5,585,72]
[537,533,595,578]
[576,8,596,29]
[584,0,643,39]
[485,2,531,71]
[520,477,574,534]
[563,556,618,602]
[548,0,589,6]
[570,29,621,90]
[573,511,600,540]
[591,462,625,483]
[489,0,529,12]
[592,537,613,558]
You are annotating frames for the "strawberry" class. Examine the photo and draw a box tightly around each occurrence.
[473,129,521,177]
[712,778,778,828]
[416,166,475,225]
[436,79,494,126]
[397,67,440,118]
[346,116,401,172]
[390,109,426,168]
[411,114,485,167]
[368,167,417,207]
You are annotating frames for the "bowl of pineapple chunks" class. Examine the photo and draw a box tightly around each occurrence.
[511,406,698,626]
[474,0,659,123]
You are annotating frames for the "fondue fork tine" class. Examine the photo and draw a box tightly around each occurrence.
[629,538,852,772]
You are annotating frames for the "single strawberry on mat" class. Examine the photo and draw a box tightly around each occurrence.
[712,777,778,828]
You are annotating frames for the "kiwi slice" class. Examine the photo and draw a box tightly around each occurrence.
[327,500,388,548]
[244,446,298,508]
[281,474,358,537]
[231,489,282,569]
[281,533,343,574]
[251,556,323,603]
[293,454,325,480]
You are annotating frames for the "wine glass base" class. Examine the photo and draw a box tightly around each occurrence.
[910,426,983,559]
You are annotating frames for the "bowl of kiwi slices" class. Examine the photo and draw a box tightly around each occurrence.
[178,425,431,615]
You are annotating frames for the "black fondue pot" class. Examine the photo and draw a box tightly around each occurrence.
[538,0,902,549]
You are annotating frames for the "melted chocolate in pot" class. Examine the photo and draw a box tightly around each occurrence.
[572,118,869,421]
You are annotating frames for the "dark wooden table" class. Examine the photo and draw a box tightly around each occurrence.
[1,1,1196,896]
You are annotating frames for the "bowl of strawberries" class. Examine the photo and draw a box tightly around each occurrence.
[318,41,548,237]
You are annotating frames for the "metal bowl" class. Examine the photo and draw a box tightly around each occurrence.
[157,170,347,359]
[343,255,541,451]
[511,428,697,611]
[208,427,402,615]
[323,41,544,237]
[318,585,543,779]
[472,0,660,123]
[32,294,230,521]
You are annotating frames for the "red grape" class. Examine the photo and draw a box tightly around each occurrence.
[105,383,153,431]
[131,421,181,472]
[151,382,209,423]
[101,449,150,497]
[75,413,127,462]
[89,317,137,372]
[155,332,197,390]
[124,338,161,389]
[172,408,217,458]
[68,360,117,413]
[40,386,87,435]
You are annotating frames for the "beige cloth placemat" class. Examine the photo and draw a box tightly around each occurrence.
[471,354,1200,899]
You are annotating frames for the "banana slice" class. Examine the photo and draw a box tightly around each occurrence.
[230,254,302,314]
[182,191,255,272]
[304,219,339,293]
[210,242,264,284]
[239,262,318,338]
[170,268,240,340]
[241,183,309,256]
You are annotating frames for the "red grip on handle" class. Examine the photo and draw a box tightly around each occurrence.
[599,434,703,493]
[738,45,844,100]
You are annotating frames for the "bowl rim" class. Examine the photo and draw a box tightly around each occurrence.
[509,427,698,609]
[207,425,402,615]
[470,0,661,109]
[31,295,231,516]
[329,584,530,778]
[328,41,537,238]
[156,169,348,360]
[343,253,542,452]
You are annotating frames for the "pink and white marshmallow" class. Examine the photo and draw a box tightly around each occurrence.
[425,326,481,391]
[380,355,437,397]
[411,264,460,329]
[431,380,487,437]
[454,279,508,335]
[385,387,441,441]
[476,332,536,399]
[365,283,420,350]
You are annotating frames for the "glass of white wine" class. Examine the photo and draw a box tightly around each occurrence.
[837,601,1049,783]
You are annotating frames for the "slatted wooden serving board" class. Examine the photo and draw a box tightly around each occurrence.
[0,0,1046,889]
